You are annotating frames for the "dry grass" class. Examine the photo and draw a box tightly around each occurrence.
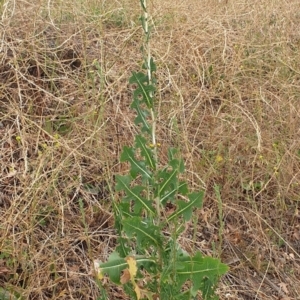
[0,0,300,299]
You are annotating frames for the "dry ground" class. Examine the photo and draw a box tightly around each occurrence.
[0,0,300,299]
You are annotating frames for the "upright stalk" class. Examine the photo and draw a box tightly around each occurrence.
[140,0,159,215]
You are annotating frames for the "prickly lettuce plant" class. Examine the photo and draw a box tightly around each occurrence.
[95,1,228,299]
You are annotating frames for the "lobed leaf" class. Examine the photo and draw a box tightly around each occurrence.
[97,252,128,284]
[159,181,188,205]
[175,251,229,299]
[131,99,151,133]
[142,57,157,74]
[157,168,178,197]
[167,191,204,222]
[115,175,155,214]
[149,57,157,74]
[120,146,152,180]
[116,236,131,258]
[129,72,155,109]
[98,252,157,286]
[139,0,146,11]
[123,216,163,251]
[135,135,156,170]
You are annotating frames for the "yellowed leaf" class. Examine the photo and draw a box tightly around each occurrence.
[134,284,141,300]
[120,269,131,284]
[93,259,104,280]
[126,256,137,279]
[126,256,140,300]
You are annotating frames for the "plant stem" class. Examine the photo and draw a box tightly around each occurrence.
[141,0,159,217]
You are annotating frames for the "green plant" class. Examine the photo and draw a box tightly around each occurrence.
[94,1,228,299]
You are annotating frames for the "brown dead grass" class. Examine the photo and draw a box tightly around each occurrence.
[0,0,300,299]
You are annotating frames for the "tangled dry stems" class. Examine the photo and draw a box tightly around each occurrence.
[0,0,300,299]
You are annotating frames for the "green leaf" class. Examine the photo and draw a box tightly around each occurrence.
[176,252,228,299]
[123,217,162,250]
[115,175,155,214]
[139,0,146,11]
[142,57,157,74]
[160,283,183,300]
[98,253,157,285]
[159,181,188,204]
[178,181,189,195]
[139,16,146,34]
[129,72,155,109]
[199,277,220,300]
[117,202,131,219]
[150,57,156,73]
[131,99,151,133]
[176,252,229,299]
[134,256,157,274]
[98,252,128,284]
[160,247,225,300]
[116,236,131,258]
[135,135,156,170]
[120,146,152,180]
[169,158,185,174]
[167,191,204,222]
[155,151,189,204]
[157,168,178,196]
